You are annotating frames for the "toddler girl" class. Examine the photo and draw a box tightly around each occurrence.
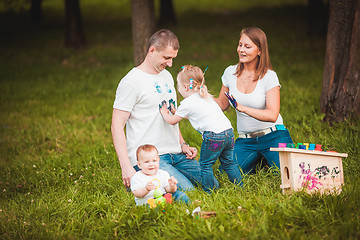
[159,65,241,192]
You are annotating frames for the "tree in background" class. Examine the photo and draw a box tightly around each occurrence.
[131,0,156,66]
[307,0,327,36]
[158,0,177,27]
[64,0,86,49]
[31,0,43,22]
[321,0,360,122]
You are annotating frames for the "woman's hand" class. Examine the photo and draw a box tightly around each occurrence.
[235,86,281,122]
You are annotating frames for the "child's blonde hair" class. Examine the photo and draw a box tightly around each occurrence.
[177,65,211,99]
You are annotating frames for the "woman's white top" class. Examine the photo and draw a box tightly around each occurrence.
[221,65,284,134]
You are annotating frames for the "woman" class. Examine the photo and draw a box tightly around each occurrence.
[215,27,293,177]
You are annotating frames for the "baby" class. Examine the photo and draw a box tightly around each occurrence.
[130,144,189,206]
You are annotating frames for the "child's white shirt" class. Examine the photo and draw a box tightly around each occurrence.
[175,93,233,134]
[130,169,170,206]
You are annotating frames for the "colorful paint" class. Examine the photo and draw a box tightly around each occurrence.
[299,162,322,190]
[298,162,341,191]
[315,166,330,179]
[154,82,162,93]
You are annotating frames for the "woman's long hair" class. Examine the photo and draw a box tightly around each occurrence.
[235,27,272,80]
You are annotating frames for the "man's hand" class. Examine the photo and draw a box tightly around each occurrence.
[122,165,136,188]
[182,144,198,159]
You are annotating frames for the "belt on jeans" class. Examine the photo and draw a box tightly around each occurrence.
[238,126,279,139]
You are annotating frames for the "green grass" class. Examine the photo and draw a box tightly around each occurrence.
[1,0,359,239]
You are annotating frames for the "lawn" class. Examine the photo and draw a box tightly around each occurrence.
[0,0,359,239]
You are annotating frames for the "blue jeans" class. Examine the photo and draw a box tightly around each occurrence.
[158,153,201,191]
[234,129,293,176]
[172,190,191,204]
[200,129,241,193]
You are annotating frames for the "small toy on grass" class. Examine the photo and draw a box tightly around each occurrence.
[189,206,246,219]
[147,179,173,208]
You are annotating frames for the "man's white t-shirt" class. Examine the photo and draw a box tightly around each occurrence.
[113,68,181,166]
[130,169,170,206]
[222,65,284,134]
[175,93,233,134]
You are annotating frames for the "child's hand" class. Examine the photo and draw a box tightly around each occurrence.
[168,176,178,187]
[159,100,169,115]
[169,102,176,114]
[168,99,177,114]
[145,181,156,191]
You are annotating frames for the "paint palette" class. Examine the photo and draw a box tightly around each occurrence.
[270,147,348,195]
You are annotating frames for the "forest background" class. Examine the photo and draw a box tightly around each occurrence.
[0,0,359,239]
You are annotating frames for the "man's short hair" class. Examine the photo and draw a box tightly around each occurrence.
[147,29,179,52]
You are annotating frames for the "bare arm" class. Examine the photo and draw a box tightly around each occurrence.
[159,104,183,125]
[111,108,136,188]
[159,100,198,159]
[236,86,280,123]
[214,84,230,111]
[132,181,155,198]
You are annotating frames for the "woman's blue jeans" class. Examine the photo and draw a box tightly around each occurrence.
[200,129,241,193]
[234,129,293,176]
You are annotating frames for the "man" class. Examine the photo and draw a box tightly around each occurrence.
[111,29,201,191]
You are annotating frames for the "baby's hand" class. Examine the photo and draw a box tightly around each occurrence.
[168,176,178,187]
[145,181,156,191]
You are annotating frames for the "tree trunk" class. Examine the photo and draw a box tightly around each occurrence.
[31,0,43,22]
[64,0,86,49]
[131,0,155,66]
[321,0,360,122]
[158,0,177,27]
